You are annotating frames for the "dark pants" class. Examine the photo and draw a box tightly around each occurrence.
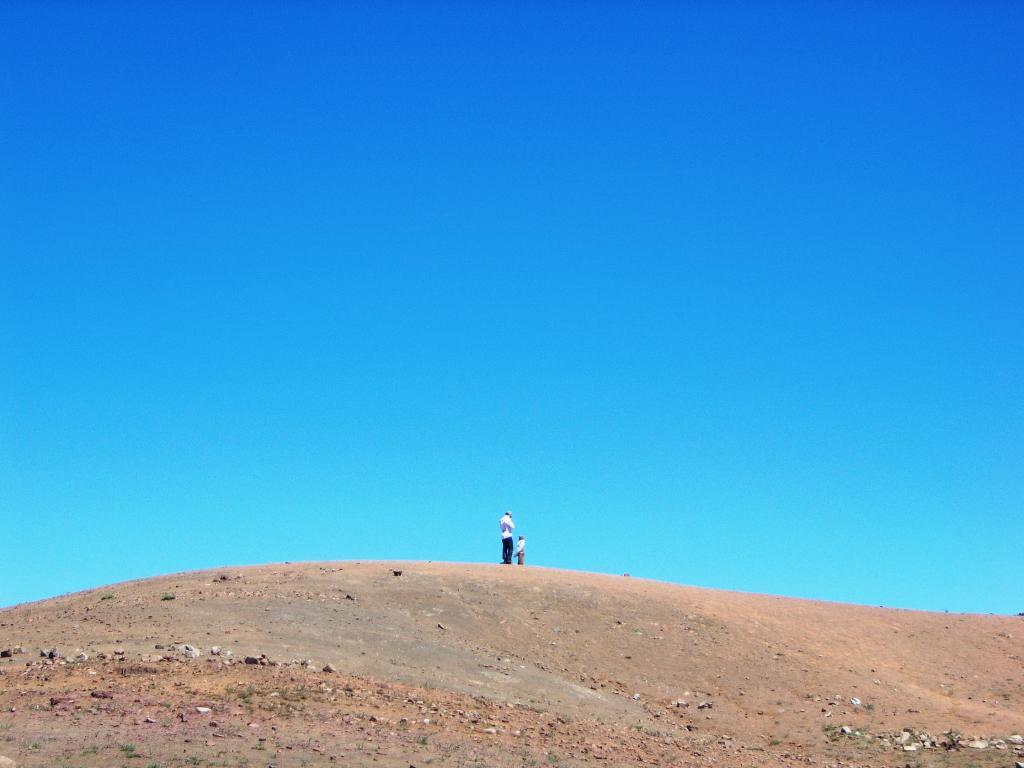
[502,537,513,564]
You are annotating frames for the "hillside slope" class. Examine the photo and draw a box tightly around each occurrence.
[1,561,1022,767]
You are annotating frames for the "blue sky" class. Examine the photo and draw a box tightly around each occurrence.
[2,2,1021,613]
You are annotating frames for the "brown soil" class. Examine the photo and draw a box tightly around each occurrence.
[1,561,1021,767]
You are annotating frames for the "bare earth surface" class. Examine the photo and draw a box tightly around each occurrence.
[0,561,1022,768]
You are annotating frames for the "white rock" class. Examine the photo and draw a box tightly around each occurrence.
[967,740,989,749]
[196,706,211,714]
[1008,734,1023,745]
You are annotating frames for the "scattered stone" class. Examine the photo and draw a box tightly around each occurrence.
[850,697,861,707]
[196,706,212,714]
[244,656,260,665]
[672,699,689,708]
[0,650,11,658]
[90,691,113,699]
[39,648,60,659]
[967,740,989,749]
[1009,735,1024,745]
[484,727,497,734]
[74,651,88,662]
[144,717,157,723]
[437,623,447,630]
[840,726,853,735]
[632,693,641,700]
[903,744,918,752]
[210,646,222,656]
[697,701,713,710]
[323,663,337,673]
[49,696,75,706]
[345,594,355,600]
[392,570,403,577]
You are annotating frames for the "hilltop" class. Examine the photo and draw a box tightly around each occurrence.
[1,561,1022,767]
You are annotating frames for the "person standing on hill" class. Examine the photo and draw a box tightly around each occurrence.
[500,510,515,564]
[516,535,526,565]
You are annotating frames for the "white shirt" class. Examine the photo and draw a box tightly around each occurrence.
[500,514,514,539]
[517,538,525,553]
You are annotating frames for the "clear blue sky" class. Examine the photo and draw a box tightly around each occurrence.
[2,2,1021,613]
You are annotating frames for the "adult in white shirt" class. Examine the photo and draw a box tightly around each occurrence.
[499,511,515,564]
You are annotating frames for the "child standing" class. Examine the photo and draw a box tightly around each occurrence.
[516,535,526,565]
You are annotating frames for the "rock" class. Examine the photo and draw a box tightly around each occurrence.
[632,693,641,700]
[0,650,11,658]
[244,656,260,665]
[49,696,75,706]
[437,623,447,630]
[850,697,861,707]
[902,744,918,751]
[1009,735,1024,745]
[484,727,497,734]
[1014,762,1024,768]
[0,755,17,767]
[672,699,689,708]
[323,663,337,673]
[209,646,222,656]
[392,570,403,577]
[697,701,713,710]
[74,651,88,662]
[39,648,60,659]
[840,726,853,735]
[196,706,212,714]
[967,740,989,749]
[90,690,113,699]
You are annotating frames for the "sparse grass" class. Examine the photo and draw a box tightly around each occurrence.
[160,593,175,601]
[101,593,114,600]
[81,746,99,755]
[119,742,137,756]
[418,735,429,745]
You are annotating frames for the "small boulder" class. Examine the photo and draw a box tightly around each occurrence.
[244,656,260,665]
[209,646,222,656]
[323,663,337,673]
[196,706,212,714]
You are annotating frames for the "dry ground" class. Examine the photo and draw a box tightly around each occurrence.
[0,561,1022,767]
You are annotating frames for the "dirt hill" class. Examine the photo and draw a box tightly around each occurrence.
[1,561,1022,767]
